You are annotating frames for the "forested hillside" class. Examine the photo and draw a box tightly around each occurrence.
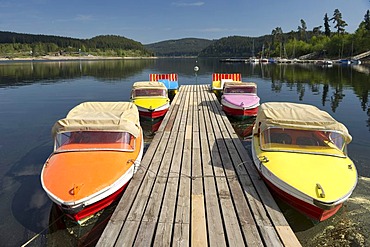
[200,9,370,59]
[145,38,213,57]
[0,32,153,58]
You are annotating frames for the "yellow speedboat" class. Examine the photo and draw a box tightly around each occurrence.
[131,81,170,119]
[251,102,357,221]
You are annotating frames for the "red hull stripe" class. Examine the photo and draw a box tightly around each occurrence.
[222,105,258,116]
[149,74,178,81]
[139,109,168,119]
[260,173,341,221]
[67,182,129,221]
[212,73,241,82]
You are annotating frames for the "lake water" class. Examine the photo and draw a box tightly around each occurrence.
[0,58,369,246]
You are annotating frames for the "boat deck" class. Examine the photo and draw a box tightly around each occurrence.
[97,84,301,246]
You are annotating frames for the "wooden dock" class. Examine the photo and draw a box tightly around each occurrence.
[97,85,301,247]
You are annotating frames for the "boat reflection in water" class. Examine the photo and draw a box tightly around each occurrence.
[229,117,256,139]
[140,116,164,142]
[47,197,120,247]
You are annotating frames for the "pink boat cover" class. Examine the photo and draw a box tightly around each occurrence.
[223,94,260,108]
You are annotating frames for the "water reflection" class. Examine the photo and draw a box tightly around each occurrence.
[10,144,51,224]
[47,199,118,247]
[229,117,255,139]
[0,59,154,86]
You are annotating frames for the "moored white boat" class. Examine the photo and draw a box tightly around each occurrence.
[41,102,144,222]
[251,102,357,221]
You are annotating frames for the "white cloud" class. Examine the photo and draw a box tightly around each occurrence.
[172,2,205,7]
[74,14,93,21]
[188,27,245,33]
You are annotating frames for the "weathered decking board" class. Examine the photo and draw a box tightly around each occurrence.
[97,85,301,247]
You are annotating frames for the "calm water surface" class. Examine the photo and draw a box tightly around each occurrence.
[0,58,369,246]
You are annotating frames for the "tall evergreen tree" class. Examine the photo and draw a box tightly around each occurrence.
[271,27,283,57]
[364,10,370,31]
[324,13,331,36]
[330,9,348,34]
[298,19,308,41]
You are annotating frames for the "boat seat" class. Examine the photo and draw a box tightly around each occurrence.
[296,136,317,146]
[270,133,292,144]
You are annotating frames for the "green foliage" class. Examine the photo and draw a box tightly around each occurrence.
[199,35,272,57]
[0,31,153,57]
[145,38,213,56]
[330,9,348,34]
[198,8,369,59]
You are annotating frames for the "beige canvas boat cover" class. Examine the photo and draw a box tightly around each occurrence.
[52,102,141,138]
[132,81,167,90]
[224,81,257,88]
[255,102,352,143]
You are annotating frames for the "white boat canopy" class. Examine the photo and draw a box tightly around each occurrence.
[132,81,168,91]
[255,102,352,143]
[224,81,257,88]
[52,102,141,138]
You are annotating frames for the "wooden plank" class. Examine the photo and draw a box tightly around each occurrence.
[153,85,189,246]
[206,88,284,246]
[201,86,264,246]
[172,85,192,246]
[198,84,227,246]
[191,194,208,246]
[204,87,275,245]
[190,85,208,246]
[123,86,186,246]
[201,89,248,246]
[207,86,301,246]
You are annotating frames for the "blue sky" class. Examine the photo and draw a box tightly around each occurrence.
[0,0,369,44]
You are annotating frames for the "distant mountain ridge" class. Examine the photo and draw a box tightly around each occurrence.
[0,31,153,57]
[144,38,214,57]
[1,28,369,60]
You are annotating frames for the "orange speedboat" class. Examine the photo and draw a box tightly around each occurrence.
[41,102,144,223]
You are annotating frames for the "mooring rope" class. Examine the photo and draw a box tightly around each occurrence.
[21,213,65,247]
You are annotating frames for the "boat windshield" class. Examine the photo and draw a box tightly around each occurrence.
[260,127,347,156]
[224,86,256,94]
[133,89,166,97]
[54,131,135,152]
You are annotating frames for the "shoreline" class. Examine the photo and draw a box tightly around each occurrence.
[0,55,159,62]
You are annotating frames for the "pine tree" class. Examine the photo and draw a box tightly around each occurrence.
[330,9,348,34]
[298,19,308,41]
[364,10,370,31]
[324,13,331,36]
